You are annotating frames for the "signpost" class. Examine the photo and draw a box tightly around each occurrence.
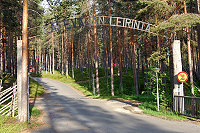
[176,71,188,114]
[177,71,188,83]
[153,68,160,111]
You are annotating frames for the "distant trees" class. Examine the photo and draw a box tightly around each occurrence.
[1,0,200,100]
[0,0,44,78]
[37,0,200,98]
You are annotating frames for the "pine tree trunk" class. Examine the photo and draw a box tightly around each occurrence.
[109,0,114,96]
[184,0,194,96]
[65,30,69,78]
[58,35,60,70]
[124,29,128,73]
[71,27,74,78]
[93,0,100,96]
[169,34,174,90]
[35,47,37,74]
[52,30,54,74]
[8,30,12,73]
[87,32,90,78]
[141,38,145,91]
[118,28,123,93]
[50,53,52,74]
[195,0,200,76]
[3,28,6,72]
[136,35,141,93]
[0,17,3,77]
[61,32,64,74]
[135,35,139,95]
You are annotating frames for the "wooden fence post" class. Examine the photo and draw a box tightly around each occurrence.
[12,84,16,117]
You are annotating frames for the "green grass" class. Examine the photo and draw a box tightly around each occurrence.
[0,116,25,133]
[40,71,93,96]
[0,73,44,133]
[29,106,41,117]
[29,78,45,98]
[0,106,41,133]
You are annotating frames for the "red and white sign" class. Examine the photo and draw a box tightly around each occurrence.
[177,71,188,83]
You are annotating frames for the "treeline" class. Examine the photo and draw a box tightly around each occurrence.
[0,0,44,77]
[1,0,200,103]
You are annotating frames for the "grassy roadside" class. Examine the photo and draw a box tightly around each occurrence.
[36,71,93,96]
[30,70,198,121]
[0,77,45,133]
[29,78,45,98]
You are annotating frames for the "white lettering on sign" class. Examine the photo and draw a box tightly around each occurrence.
[98,16,104,25]
[48,16,151,33]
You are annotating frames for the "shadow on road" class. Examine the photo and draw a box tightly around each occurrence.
[31,77,185,133]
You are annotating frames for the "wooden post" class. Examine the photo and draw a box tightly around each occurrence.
[0,80,2,91]
[172,40,184,112]
[21,0,29,122]
[17,40,22,120]
[12,84,16,117]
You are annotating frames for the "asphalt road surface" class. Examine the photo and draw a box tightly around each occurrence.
[32,77,200,133]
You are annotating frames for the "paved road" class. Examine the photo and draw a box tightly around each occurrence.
[32,77,200,133]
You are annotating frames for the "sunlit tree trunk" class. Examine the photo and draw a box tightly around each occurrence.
[184,0,194,96]
[102,7,108,87]
[58,35,61,70]
[65,30,69,78]
[93,0,100,96]
[109,0,114,96]
[195,0,200,77]
[118,28,123,93]
[52,29,54,74]
[61,32,64,74]
[134,34,139,95]
[0,16,3,77]
[20,0,28,122]
[71,27,74,78]
[3,28,6,72]
[124,29,128,73]
[7,30,12,73]
[50,53,52,74]
[87,32,90,77]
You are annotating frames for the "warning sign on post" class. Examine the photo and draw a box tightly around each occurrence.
[177,71,188,83]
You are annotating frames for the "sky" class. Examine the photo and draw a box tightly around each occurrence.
[40,0,49,11]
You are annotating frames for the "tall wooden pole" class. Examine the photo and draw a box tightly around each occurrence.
[21,0,29,122]
[183,0,194,96]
